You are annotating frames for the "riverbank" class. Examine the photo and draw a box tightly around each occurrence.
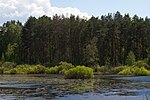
[0,61,150,77]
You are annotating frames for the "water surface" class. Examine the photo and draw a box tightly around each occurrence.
[0,75,149,100]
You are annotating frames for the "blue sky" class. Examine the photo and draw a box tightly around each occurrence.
[51,0,150,18]
[0,0,149,24]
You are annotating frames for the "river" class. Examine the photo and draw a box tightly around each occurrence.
[0,75,149,100]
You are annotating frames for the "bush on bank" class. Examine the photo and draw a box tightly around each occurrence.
[0,61,150,76]
[46,61,74,74]
[118,66,150,76]
[93,66,111,75]
[64,66,94,79]
[111,66,127,74]
[4,64,47,74]
[0,61,74,74]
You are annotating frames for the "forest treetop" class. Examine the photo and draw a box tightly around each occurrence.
[0,11,150,67]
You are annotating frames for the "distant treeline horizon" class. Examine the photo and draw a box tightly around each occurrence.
[0,11,150,67]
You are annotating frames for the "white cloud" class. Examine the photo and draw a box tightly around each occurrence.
[0,0,90,24]
[51,7,90,18]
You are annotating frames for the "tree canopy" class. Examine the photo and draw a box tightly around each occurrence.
[1,12,150,67]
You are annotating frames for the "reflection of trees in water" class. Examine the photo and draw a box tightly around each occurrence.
[143,94,149,100]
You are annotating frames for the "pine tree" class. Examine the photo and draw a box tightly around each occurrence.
[126,51,136,66]
[83,37,99,66]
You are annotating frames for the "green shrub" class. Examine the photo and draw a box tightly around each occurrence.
[93,66,101,72]
[14,64,32,74]
[65,66,94,79]
[59,69,68,74]
[59,61,74,69]
[4,64,28,74]
[9,68,17,74]
[17,64,47,74]
[46,66,59,74]
[33,65,47,74]
[4,68,18,74]
[57,61,74,74]
[1,62,16,68]
[0,61,4,67]
[3,64,47,74]
[133,60,149,68]
[94,66,110,74]
[46,61,74,74]
[26,66,35,74]
[118,66,150,76]
[0,67,4,74]
[4,70,11,74]
[46,66,68,74]
[126,51,136,66]
[118,67,134,75]
[111,66,127,74]
[0,62,75,75]
[134,67,150,76]
[94,71,103,75]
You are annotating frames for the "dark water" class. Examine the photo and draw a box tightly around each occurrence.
[0,75,149,100]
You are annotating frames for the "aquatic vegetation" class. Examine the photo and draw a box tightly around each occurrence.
[118,67,150,76]
[4,64,47,74]
[46,61,74,74]
[64,80,94,92]
[135,67,150,76]
[0,67,4,74]
[133,60,149,69]
[1,61,75,75]
[118,67,133,75]
[1,62,16,68]
[46,66,59,74]
[93,66,110,75]
[111,66,127,74]
[65,66,94,79]
[32,64,47,74]
[0,61,150,76]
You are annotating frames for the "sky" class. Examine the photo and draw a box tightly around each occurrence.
[0,0,150,24]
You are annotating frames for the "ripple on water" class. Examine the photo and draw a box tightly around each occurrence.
[52,93,143,100]
[0,83,47,89]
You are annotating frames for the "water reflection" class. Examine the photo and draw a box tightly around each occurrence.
[0,75,149,100]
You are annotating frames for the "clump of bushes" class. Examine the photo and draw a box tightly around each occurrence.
[0,67,4,74]
[65,66,94,79]
[118,66,150,76]
[46,66,59,74]
[0,62,17,74]
[93,66,111,75]
[46,61,74,74]
[0,61,74,75]
[1,62,16,68]
[135,67,150,76]
[4,64,47,74]
[133,60,149,69]
[118,67,134,75]
[111,66,127,74]
[0,60,150,76]
[32,65,47,74]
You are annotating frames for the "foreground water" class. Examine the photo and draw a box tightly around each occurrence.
[0,75,149,100]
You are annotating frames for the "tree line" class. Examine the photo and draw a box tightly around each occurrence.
[0,12,150,67]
